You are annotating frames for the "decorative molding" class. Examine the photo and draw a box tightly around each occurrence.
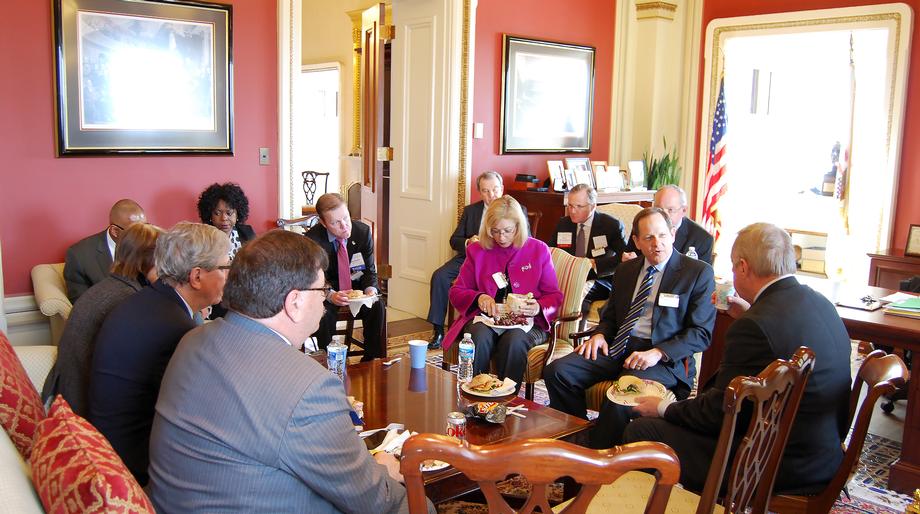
[456,0,471,224]
[398,229,433,282]
[636,1,677,21]
[347,9,363,155]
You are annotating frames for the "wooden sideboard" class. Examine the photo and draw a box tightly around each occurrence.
[867,248,920,290]
[507,189,654,242]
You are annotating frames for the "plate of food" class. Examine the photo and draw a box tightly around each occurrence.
[420,459,450,472]
[480,311,533,331]
[605,376,676,407]
[461,373,517,397]
[346,290,377,302]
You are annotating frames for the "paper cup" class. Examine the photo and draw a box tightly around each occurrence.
[715,280,735,310]
[408,340,428,369]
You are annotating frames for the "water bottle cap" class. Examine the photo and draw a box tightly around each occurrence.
[688,246,696,251]
[463,333,471,339]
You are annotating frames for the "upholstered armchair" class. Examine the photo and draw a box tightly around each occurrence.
[31,263,72,346]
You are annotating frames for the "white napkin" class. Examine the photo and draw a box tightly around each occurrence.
[370,429,415,455]
[348,294,378,316]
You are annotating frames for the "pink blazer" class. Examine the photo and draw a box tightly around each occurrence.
[444,238,562,348]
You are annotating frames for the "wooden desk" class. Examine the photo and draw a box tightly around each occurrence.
[700,280,920,493]
[342,359,591,503]
[868,248,920,289]
[506,189,654,242]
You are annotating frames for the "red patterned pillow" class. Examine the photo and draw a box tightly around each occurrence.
[30,396,155,514]
[0,330,45,458]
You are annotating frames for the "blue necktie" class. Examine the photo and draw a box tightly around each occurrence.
[610,266,658,359]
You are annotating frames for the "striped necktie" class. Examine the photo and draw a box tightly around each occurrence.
[610,265,658,359]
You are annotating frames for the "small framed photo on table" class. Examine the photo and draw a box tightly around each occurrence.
[906,224,920,257]
[547,160,566,191]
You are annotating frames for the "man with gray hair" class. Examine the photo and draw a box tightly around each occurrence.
[148,230,427,514]
[624,222,851,495]
[89,221,230,485]
[549,183,628,313]
[623,185,713,264]
[427,171,527,349]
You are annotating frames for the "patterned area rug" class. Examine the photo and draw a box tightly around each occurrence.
[423,354,914,514]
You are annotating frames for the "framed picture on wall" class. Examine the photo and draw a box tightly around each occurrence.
[52,0,233,155]
[906,224,920,257]
[500,35,595,154]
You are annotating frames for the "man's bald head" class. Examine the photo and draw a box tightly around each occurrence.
[108,199,146,243]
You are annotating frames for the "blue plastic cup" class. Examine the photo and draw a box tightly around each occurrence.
[408,340,428,369]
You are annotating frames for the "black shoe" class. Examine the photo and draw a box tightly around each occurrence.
[428,333,443,350]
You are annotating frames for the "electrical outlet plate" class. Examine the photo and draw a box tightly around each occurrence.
[259,147,270,165]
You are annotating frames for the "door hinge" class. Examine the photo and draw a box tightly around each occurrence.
[376,147,394,161]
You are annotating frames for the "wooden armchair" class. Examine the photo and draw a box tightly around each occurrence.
[579,347,816,514]
[522,247,592,399]
[401,434,680,514]
[276,214,320,233]
[770,350,908,513]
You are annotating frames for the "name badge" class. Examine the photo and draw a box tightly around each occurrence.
[590,248,605,258]
[350,252,366,271]
[556,232,572,248]
[492,272,508,289]
[658,293,680,308]
[593,235,608,249]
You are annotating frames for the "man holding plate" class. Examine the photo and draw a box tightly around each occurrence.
[544,207,715,448]
[306,193,385,360]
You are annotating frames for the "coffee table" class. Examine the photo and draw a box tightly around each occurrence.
[341,358,591,503]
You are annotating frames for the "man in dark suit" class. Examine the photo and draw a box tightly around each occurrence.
[88,222,229,485]
[427,171,524,349]
[623,185,713,264]
[306,193,385,360]
[549,184,628,313]
[64,198,146,302]
[544,207,715,447]
[147,231,425,513]
[624,222,851,494]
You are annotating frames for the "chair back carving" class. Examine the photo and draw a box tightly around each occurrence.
[769,350,907,513]
[698,346,815,514]
[401,434,680,514]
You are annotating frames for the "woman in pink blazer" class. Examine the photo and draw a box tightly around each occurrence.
[445,196,562,389]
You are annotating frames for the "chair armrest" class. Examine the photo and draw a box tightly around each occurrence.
[12,345,58,394]
[30,265,72,319]
[569,329,595,342]
[557,312,583,324]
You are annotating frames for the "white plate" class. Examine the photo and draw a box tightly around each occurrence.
[420,459,450,472]
[605,379,676,407]
[461,378,517,397]
[346,293,378,303]
[477,315,533,331]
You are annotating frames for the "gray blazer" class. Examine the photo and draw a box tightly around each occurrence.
[64,230,113,303]
[41,274,143,416]
[147,312,413,514]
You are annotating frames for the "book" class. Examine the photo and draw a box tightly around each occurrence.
[800,259,825,273]
[801,247,826,260]
[882,295,920,319]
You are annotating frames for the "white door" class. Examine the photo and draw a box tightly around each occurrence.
[388,0,468,318]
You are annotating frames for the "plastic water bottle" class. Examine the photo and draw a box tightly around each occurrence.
[327,340,348,380]
[458,333,475,383]
[686,246,698,259]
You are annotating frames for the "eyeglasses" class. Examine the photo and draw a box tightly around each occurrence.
[109,223,125,232]
[568,203,591,210]
[304,284,333,296]
[489,226,517,237]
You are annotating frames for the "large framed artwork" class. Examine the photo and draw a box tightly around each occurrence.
[500,35,595,154]
[53,0,233,155]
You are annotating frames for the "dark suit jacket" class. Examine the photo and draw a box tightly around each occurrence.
[64,230,112,302]
[42,273,144,416]
[147,313,410,513]
[88,279,198,485]
[549,211,628,281]
[674,218,714,264]
[625,217,714,265]
[664,276,851,493]
[306,220,378,292]
[596,250,716,388]
[447,201,528,257]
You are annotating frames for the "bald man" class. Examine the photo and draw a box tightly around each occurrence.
[623,185,713,264]
[64,199,146,302]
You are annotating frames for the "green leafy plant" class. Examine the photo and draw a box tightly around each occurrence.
[643,137,682,190]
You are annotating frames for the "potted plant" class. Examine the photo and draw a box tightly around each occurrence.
[643,137,681,190]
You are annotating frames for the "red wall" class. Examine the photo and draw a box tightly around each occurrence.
[471,0,615,202]
[697,0,920,250]
[0,0,278,295]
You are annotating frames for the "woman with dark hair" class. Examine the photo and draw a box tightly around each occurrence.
[42,223,163,416]
[197,182,255,260]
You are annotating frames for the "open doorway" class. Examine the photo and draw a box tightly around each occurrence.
[290,64,341,214]
[700,6,912,285]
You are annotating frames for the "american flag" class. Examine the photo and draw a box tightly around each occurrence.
[701,78,728,242]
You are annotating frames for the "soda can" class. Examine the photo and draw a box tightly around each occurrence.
[446,411,467,441]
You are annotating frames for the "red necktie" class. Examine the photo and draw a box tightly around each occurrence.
[337,239,352,291]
